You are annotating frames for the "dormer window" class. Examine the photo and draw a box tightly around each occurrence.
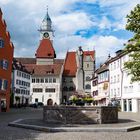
[48,53,52,56]
[0,38,4,48]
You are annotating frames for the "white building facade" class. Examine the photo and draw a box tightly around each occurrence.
[12,60,31,106]
[121,54,140,112]
[31,75,62,105]
[109,51,122,106]
[109,51,140,112]
[91,63,109,106]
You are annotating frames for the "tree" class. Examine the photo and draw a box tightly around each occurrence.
[124,4,140,82]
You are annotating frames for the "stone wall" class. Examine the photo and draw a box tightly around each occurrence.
[43,106,118,124]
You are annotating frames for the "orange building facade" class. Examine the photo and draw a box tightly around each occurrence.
[0,8,14,112]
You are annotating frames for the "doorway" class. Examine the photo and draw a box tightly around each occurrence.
[47,99,53,105]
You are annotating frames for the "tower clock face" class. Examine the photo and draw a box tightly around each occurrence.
[43,32,49,38]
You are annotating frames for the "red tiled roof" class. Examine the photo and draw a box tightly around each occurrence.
[63,50,95,77]
[14,58,64,76]
[15,58,36,64]
[63,52,77,76]
[15,58,64,65]
[83,51,95,60]
[23,64,62,76]
[35,39,56,58]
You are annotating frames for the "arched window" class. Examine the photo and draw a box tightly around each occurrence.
[86,76,91,81]
[85,84,91,89]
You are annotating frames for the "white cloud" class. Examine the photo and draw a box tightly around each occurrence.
[99,0,140,20]
[98,16,112,30]
[92,36,126,56]
[0,0,136,65]
[0,0,13,5]
[54,34,126,62]
[54,12,94,34]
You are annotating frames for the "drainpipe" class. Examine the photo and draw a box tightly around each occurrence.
[120,57,124,111]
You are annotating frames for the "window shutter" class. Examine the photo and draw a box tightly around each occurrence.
[0,60,3,68]
[0,39,4,48]
[0,79,2,90]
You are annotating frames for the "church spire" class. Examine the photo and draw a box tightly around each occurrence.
[39,6,54,41]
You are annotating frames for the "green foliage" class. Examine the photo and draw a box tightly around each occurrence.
[124,4,140,82]
[69,94,94,104]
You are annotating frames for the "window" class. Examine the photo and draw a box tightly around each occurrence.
[32,78,35,83]
[114,62,116,69]
[35,98,38,103]
[19,80,21,85]
[117,74,120,82]
[0,39,4,48]
[111,76,113,83]
[128,99,132,111]
[63,86,68,91]
[114,89,116,96]
[53,78,56,83]
[63,78,66,82]
[3,80,8,90]
[16,88,20,94]
[45,88,55,92]
[0,59,9,70]
[92,80,97,86]
[0,79,8,90]
[45,78,48,83]
[22,73,24,78]
[49,78,52,83]
[87,64,89,68]
[69,87,75,91]
[86,76,90,81]
[40,78,44,83]
[27,90,30,95]
[16,80,19,85]
[85,84,91,89]
[17,71,21,77]
[36,78,39,83]
[111,63,113,70]
[117,60,119,68]
[33,88,43,92]
[93,90,98,96]
[114,75,116,83]
[0,79,2,90]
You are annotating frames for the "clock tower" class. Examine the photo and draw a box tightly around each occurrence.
[39,8,54,42]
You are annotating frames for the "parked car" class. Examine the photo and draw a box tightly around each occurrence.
[29,102,44,108]
[37,102,44,107]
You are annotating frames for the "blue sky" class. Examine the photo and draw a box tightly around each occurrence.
[0,0,139,65]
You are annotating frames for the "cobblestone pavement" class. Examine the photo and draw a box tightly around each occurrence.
[0,108,140,140]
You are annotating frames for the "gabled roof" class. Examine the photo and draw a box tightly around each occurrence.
[63,50,95,77]
[15,58,36,64]
[84,51,95,58]
[14,57,64,76]
[30,64,62,76]
[35,39,56,58]
[12,58,30,74]
[63,52,77,77]
[83,51,95,61]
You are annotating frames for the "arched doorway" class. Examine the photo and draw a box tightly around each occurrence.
[47,99,53,105]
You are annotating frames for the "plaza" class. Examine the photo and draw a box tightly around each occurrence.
[0,108,140,140]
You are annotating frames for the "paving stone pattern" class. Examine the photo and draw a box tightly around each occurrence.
[0,108,140,140]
